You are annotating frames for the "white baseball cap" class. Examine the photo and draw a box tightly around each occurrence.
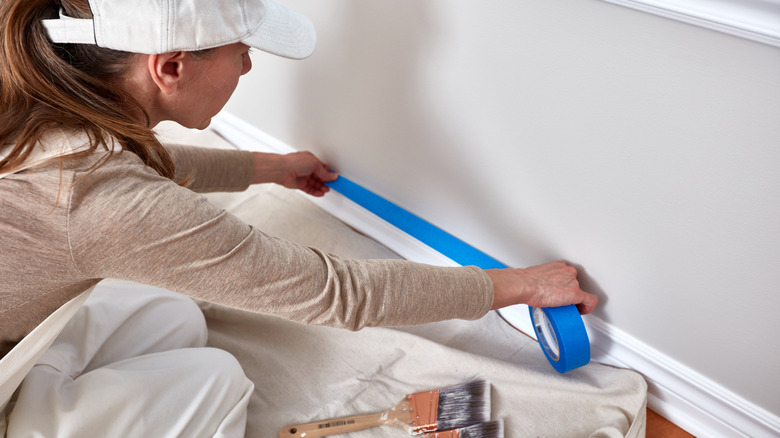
[41,0,316,59]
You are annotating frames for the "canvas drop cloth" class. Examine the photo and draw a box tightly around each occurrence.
[199,179,648,438]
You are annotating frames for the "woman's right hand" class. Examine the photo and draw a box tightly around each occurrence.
[485,261,598,314]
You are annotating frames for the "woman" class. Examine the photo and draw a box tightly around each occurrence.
[0,0,598,436]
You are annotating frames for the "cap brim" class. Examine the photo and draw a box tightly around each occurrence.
[243,0,316,60]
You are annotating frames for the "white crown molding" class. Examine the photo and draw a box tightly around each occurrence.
[601,0,780,48]
[209,111,780,437]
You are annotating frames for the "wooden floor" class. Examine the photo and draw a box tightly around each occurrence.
[647,409,694,437]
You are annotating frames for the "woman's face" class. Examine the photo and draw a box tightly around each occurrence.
[174,42,253,129]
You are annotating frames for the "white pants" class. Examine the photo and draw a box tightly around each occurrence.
[6,281,254,438]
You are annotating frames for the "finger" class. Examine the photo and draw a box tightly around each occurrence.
[308,186,329,197]
[304,177,329,197]
[576,292,598,315]
[296,152,335,181]
[316,165,338,182]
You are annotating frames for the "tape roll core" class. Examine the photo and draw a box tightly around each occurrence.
[533,307,560,361]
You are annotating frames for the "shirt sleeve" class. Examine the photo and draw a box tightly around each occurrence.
[66,153,494,330]
[164,144,254,193]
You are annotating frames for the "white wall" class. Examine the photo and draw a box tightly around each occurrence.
[225,0,780,417]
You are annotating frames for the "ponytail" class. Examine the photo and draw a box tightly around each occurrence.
[0,0,179,182]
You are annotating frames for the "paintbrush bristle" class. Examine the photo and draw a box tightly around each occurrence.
[436,379,491,430]
[458,420,504,438]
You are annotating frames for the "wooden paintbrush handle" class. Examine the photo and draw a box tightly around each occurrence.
[278,411,389,438]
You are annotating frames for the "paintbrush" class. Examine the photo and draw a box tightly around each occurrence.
[421,420,504,438]
[277,379,491,438]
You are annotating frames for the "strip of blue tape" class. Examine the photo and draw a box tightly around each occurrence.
[326,175,590,373]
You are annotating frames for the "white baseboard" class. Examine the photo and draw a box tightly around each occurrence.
[209,112,780,438]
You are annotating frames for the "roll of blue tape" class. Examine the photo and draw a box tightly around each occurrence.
[325,175,590,373]
[529,305,590,373]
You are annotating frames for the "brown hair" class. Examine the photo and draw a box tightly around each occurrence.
[0,0,181,182]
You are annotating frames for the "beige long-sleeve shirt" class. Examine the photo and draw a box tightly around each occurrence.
[0,131,493,357]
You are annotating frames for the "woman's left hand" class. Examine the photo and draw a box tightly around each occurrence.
[251,151,338,197]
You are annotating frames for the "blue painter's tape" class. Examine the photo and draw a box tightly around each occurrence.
[326,175,590,373]
[326,176,506,268]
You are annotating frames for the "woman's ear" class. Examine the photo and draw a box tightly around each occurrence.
[147,51,187,95]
